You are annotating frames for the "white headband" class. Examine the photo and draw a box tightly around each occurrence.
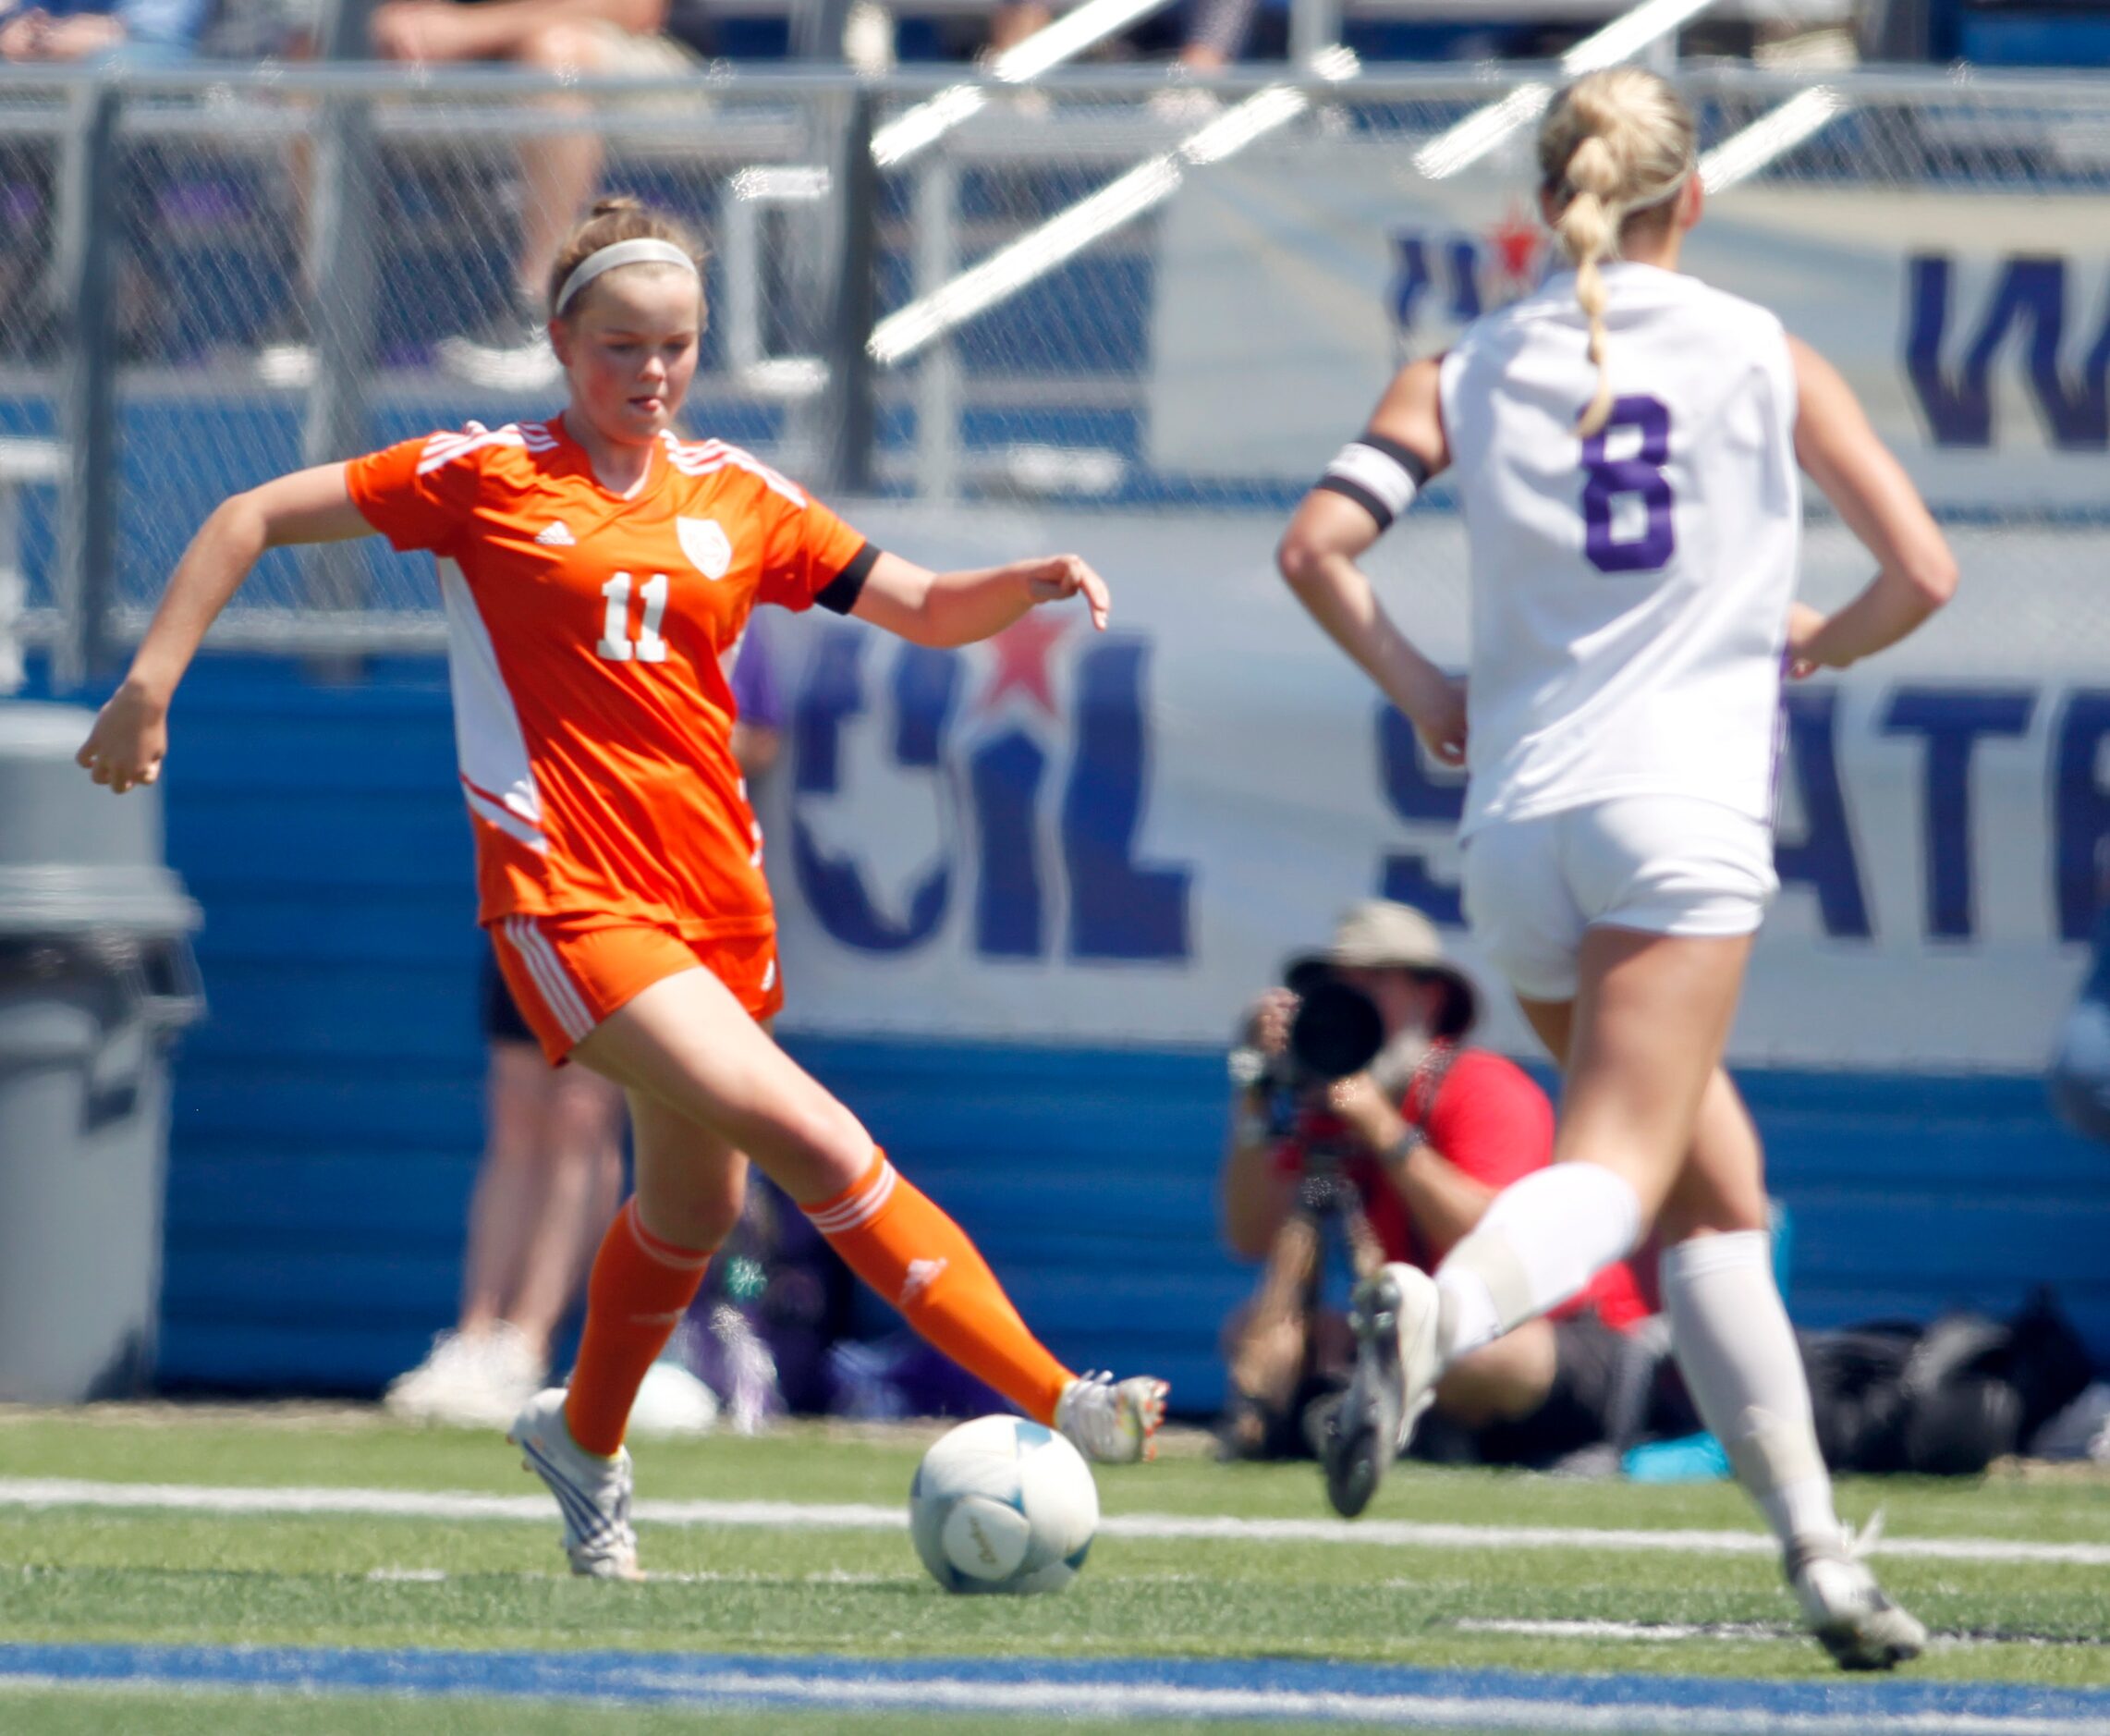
[552,238,700,317]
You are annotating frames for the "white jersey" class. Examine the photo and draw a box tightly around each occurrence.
[1437,261,1799,837]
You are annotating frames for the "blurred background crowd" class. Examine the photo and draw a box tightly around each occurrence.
[3,0,2105,106]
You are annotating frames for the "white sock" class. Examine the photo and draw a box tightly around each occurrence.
[1433,1163,1643,1364]
[1661,1229,1839,1551]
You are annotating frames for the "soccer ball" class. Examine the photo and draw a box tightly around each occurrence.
[909,1414,1099,1595]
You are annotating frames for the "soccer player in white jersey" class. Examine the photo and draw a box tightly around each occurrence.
[1276,68,1957,1669]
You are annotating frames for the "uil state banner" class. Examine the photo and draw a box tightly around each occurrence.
[1144,140,2110,513]
[757,501,2097,1075]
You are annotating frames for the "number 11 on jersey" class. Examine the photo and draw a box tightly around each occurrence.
[598,572,670,663]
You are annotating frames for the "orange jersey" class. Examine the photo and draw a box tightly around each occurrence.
[347,418,873,937]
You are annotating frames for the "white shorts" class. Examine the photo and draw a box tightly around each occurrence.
[1461,796,1777,1004]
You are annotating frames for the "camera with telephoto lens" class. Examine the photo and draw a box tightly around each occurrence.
[1249,972,1386,1197]
[1217,972,1391,1462]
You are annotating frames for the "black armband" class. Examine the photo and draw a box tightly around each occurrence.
[1314,432,1429,532]
[815,541,881,616]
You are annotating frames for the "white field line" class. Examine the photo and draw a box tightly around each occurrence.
[5,1476,2110,1568]
[1448,1617,2092,1652]
[1457,1616,1791,1643]
[363,1566,896,1584]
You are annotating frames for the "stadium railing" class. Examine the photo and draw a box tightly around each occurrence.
[3,59,2110,677]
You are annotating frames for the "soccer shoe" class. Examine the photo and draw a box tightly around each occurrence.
[1787,1528,1928,1671]
[434,291,562,392]
[383,1328,479,1422]
[1323,1262,1441,1519]
[626,1358,720,1440]
[506,1388,642,1581]
[384,1323,545,1430]
[252,300,316,390]
[1055,1372,1169,1464]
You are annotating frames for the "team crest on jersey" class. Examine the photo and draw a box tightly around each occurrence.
[677,517,733,581]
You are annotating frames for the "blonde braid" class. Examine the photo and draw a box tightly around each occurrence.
[1537,69,1698,439]
[1559,134,1623,438]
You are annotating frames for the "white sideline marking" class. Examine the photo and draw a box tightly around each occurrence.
[364,1566,896,1585]
[1458,1616,1787,1644]
[5,1477,2109,1567]
[1452,1618,2092,1653]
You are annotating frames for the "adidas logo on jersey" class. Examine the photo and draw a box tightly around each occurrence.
[535,521,576,547]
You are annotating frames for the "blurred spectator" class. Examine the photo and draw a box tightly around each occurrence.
[260,0,713,390]
[1218,900,1652,1466]
[978,0,1257,80]
[2050,842,2110,1144]
[373,0,713,386]
[0,0,206,65]
[677,1164,860,1426]
[390,628,783,1429]
[727,614,785,781]
[1172,0,1260,74]
[0,0,212,362]
[384,955,628,1426]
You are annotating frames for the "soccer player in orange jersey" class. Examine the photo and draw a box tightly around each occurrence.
[78,196,1168,1578]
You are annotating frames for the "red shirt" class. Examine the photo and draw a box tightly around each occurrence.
[1273,1047,1650,1332]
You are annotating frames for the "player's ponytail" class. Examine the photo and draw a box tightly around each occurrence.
[546,197,710,322]
[1537,69,1697,438]
[1557,135,1621,439]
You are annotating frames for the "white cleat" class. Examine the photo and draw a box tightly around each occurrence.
[1324,1262,1441,1519]
[1787,1527,1928,1671]
[434,329,563,392]
[1055,1371,1169,1464]
[506,1388,642,1581]
[384,1322,545,1430]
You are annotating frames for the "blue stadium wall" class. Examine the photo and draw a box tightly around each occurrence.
[20,654,2110,1406]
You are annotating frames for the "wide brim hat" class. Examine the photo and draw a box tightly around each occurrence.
[1285,899,1479,1040]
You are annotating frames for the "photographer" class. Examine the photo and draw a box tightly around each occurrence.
[1219,900,1648,1466]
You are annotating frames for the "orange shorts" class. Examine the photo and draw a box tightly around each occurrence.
[489,913,784,1065]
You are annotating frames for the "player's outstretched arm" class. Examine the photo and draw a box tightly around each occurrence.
[1276,358,1463,766]
[848,549,1110,649]
[78,462,374,793]
[1787,336,1958,675]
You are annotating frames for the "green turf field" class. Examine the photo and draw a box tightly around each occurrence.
[2,1403,2106,1734]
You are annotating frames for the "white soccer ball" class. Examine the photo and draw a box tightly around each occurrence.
[909,1414,1099,1595]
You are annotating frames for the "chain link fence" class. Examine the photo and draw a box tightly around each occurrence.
[4,61,2110,671]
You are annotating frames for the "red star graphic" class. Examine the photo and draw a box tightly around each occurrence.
[979,613,1070,717]
[1486,202,1543,287]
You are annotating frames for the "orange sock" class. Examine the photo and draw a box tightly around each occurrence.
[806,1152,1073,1425]
[564,1198,714,1457]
